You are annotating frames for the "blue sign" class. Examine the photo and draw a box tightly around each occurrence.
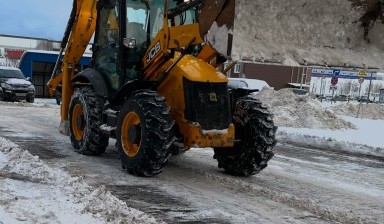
[333,69,340,77]
[311,68,377,80]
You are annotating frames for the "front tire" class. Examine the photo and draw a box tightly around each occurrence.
[26,95,34,103]
[69,87,109,155]
[214,97,277,176]
[116,90,175,177]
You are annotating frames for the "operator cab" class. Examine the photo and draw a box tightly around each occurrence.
[93,0,199,91]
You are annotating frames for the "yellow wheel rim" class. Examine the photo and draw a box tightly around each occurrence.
[121,112,141,158]
[71,104,84,141]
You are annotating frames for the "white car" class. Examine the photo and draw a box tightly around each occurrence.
[227,78,270,92]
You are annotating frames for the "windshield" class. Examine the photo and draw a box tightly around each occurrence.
[126,0,149,46]
[168,1,197,26]
[126,0,198,42]
[0,68,25,79]
[228,80,248,89]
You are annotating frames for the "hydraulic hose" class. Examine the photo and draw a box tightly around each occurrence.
[51,0,77,79]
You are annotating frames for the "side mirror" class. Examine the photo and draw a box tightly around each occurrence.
[123,37,136,49]
[26,77,31,81]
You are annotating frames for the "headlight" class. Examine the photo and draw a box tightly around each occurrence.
[28,85,35,91]
[1,83,13,90]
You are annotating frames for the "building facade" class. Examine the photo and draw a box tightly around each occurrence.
[19,50,91,98]
[0,34,92,66]
[225,61,311,90]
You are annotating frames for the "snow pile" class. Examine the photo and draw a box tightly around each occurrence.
[330,103,384,120]
[277,129,384,158]
[255,87,356,129]
[233,0,384,69]
[0,99,58,108]
[0,137,160,224]
[0,140,58,183]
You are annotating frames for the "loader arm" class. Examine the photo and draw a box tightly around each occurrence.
[47,0,97,123]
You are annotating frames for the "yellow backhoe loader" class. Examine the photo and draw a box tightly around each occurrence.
[47,0,277,177]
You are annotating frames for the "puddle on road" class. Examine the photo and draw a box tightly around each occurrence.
[107,185,231,224]
[0,127,67,160]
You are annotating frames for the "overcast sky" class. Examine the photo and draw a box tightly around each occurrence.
[0,0,72,41]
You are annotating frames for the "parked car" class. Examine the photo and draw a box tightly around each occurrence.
[284,88,309,95]
[228,78,270,92]
[358,96,373,103]
[0,66,35,103]
[334,94,348,102]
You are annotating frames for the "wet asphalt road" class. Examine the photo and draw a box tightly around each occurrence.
[1,102,383,223]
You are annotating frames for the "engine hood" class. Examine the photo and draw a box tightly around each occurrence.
[1,78,32,86]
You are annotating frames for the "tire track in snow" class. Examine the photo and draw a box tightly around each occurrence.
[167,157,380,224]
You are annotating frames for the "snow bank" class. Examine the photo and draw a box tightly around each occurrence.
[330,103,384,120]
[277,129,384,158]
[255,87,356,130]
[0,137,161,224]
[233,0,384,69]
[0,99,58,108]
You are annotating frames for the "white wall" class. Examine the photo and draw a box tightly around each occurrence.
[0,36,41,49]
[0,35,91,54]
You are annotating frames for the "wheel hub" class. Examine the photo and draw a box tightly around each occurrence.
[72,104,85,141]
[128,125,141,144]
[121,112,141,158]
[76,115,85,130]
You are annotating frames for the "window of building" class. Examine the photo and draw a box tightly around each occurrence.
[234,64,241,73]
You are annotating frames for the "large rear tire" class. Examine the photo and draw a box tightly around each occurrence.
[214,97,277,176]
[69,87,109,155]
[116,90,175,177]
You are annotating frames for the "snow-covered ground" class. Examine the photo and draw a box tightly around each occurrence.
[0,92,383,223]
[0,99,161,223]
[232,0,384,70]
[254,87,384,157]
[1,0,383,222]
[0,136,160,224]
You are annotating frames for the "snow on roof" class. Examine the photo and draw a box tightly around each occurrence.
[23,50,92,57]
[228,78,270,90]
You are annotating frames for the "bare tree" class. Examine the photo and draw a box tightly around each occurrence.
[0,58,19,67]
[351,81,360,97]
[36,40,54,51]
[342,80,353,95]
[364,84,371,95]
[372,82,384,94]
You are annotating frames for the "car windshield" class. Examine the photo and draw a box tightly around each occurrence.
[0,69,26,79]
[228,80,248,89]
